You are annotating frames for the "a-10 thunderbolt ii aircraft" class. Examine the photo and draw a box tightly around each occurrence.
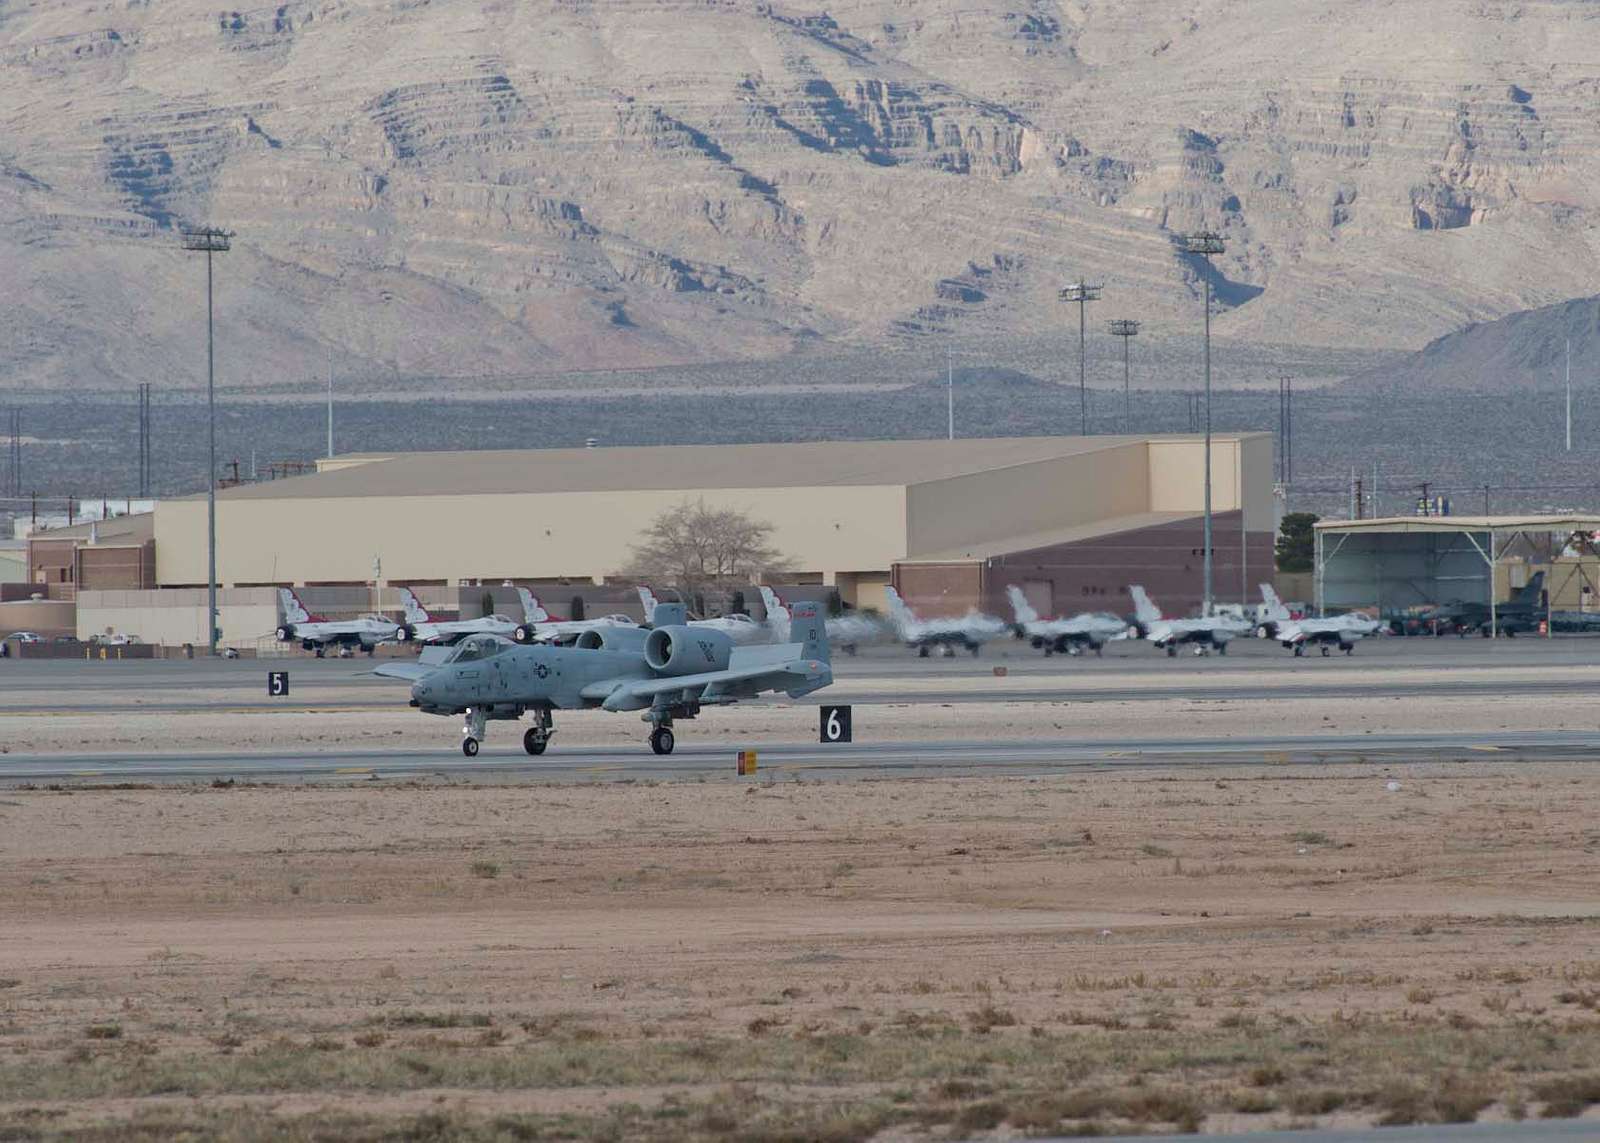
[758,586,884,654]
[1257,584,1382,656]
[1005,585,1128,656]
[636,586,771,645]
[274,588,399,657]
[375,601,832,757]
[395,586,551,645]
[883,586,1008,656]
[1128,585,1252,656]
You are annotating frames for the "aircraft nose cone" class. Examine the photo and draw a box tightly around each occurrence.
[411,680,430,703]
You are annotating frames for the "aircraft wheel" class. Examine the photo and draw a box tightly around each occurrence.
[314,646,326,658]
[276,626,291,641]
[1165,645,1177,657]
[1321,645,1331,657]
[1293,644,1304,657]
[1218,643,1228,656]
[918,646,930,658]
[1043,645,1053,657]
[523,729,547,756]
[462,737,480,757]
[366,645,375,656]
[650,727,675,755]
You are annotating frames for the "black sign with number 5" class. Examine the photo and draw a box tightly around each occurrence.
[268,671,290,697]
[820,705,851,743]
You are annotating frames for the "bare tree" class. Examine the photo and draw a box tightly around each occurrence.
[625,500,786,610]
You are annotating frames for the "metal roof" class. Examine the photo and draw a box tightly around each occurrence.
[202,435,1250,501]
[1315,515,1600,534]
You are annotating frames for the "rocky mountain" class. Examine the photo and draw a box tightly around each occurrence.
[1339,293,1600,393]
[4,1,1600,393]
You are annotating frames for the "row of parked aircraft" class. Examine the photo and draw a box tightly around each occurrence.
[275,582,1380,661]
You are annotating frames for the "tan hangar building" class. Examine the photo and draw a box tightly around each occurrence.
[151,434,1275,619]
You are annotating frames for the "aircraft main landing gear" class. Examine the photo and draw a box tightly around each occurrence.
[1293,644,1305,657]
[1321,645,1331,657]
[1165,644,1177,657]
[650,726,675,755]
[523,709,554,755]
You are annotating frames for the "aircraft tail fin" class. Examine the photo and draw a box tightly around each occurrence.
[649,601,687,628]
[399,587,431,625]
[787,600,831,664]
[1513,571,1546,606]
[758,585,790,622]
[637,585,660,617]
[1128,585,1162,625]
[517,587,550,623]
[1006,585,1039,625]
[1260,583,1289,621]
[279,588,312,624]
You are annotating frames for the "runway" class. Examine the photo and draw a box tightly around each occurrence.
[3,728,1596,785]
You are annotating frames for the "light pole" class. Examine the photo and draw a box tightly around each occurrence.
[182,226,231,655]
[1177,231,1225,616]
[1107,319,1140,433]
[1059,281,1102,434]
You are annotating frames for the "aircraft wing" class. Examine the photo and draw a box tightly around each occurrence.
[582,657,831,708]
[372,661,435,682]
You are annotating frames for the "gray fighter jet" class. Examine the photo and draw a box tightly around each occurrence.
[375,601,832,757]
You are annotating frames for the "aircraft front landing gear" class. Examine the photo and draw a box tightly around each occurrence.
[461,707,487,757]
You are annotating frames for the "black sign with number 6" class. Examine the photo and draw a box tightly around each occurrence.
[820,705,851,743]
[268,671,290,697]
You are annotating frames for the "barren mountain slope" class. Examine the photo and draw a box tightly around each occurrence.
[3,0,1600,392]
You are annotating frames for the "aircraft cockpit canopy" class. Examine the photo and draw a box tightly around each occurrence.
[448,636,511,663]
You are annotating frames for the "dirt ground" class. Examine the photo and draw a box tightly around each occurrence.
[3,761,1600,1139]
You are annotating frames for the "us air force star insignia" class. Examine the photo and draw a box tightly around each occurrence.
[534,663,550,679]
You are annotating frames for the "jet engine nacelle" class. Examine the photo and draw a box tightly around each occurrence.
[644,626,733,675]
[574,626,650,653]
[275,624,296,641]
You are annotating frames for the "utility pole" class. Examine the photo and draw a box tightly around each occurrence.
[182,226,232,656]
[1108,319,1140,434]
[946,345,954,441]
[1566,337,1572,453]
[1178,231,1226,615]
[136,384,151,499]
[328,347,336,458]
[1060,281,1102,435]
[6,408,19,501]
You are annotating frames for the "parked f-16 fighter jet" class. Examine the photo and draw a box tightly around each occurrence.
[374,601,832,757]
[637,586,770,645]
[758,586,883,654]
[883,586,1008,657]
[1005,586,1128,656]
[1258,584,1382,656]
[1128,585,1252,656]
[274,588,399,657]
[1416,572,1546,637]
[395,586,549,645]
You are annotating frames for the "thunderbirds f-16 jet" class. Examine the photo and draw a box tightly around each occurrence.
[758,586,882,654]
[637,586,770,645]
[395,586,550,645]
[883,586,1007,657]
[1005,585,1128,656]
[1128,585,1252,656]
[1258,584,1382,656]
[375,601,832,756]
[274,588,399,657]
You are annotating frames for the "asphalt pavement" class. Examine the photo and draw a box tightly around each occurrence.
[2,729,1595,785]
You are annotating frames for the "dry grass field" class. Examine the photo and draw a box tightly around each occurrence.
[3,761,1600,1139]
